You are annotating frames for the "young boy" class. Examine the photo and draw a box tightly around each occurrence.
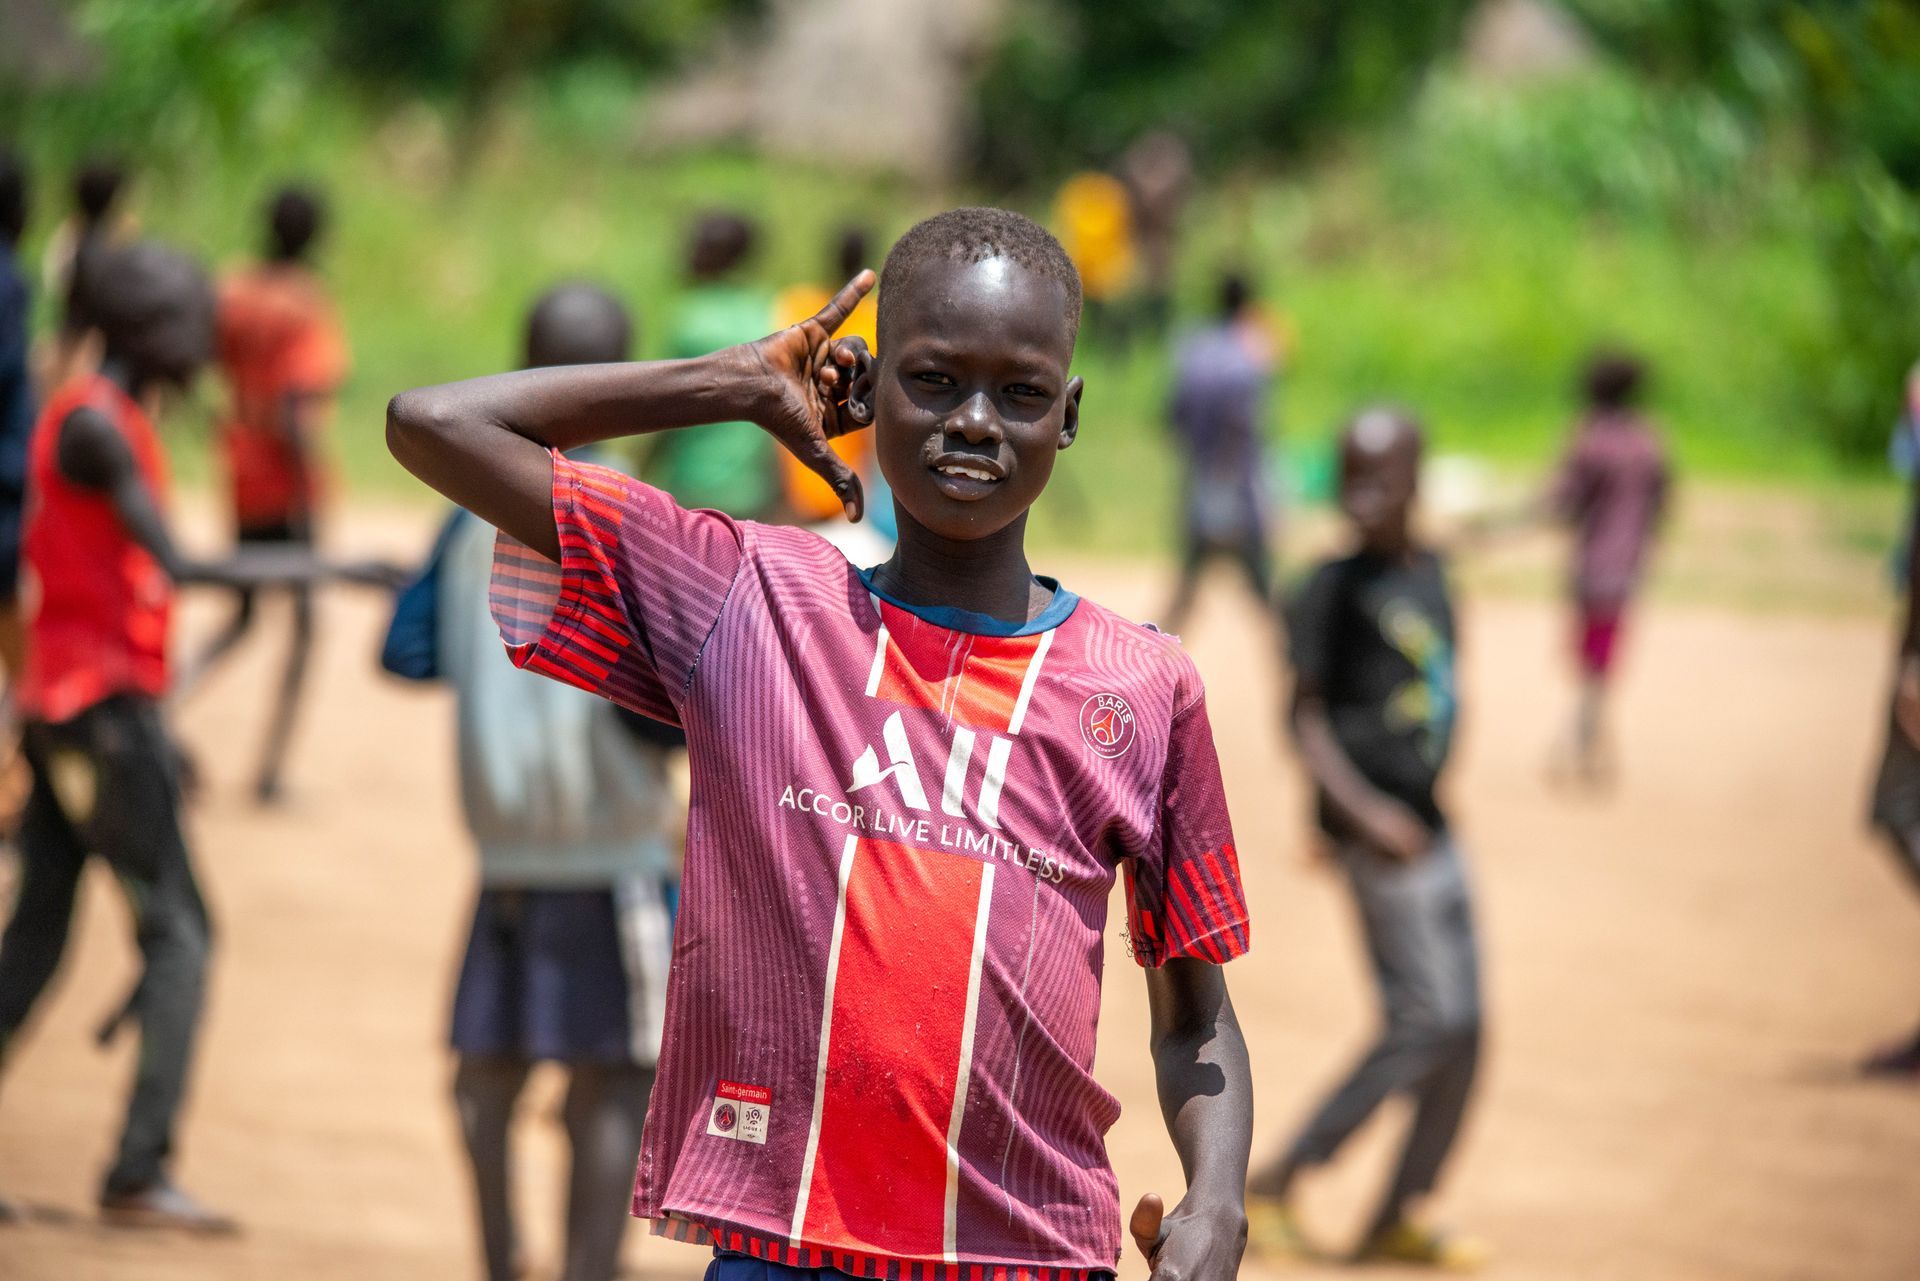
[388,208,1253,1281]
[177,184,349,803]
[0,241,241,1230]
[1246,410,1484,1270]
[646,211,778,518]
[435,282,679,1281]
[1547,352,1668,785]
[1158,273,1280,635]
[1864,368,1920,1078]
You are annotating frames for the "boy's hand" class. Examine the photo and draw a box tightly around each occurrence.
[741,270,877,521]
[1130,1191,1246,1281]
[1361,797,1433,862]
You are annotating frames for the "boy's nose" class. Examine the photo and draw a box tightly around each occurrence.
[944,391,1002,443]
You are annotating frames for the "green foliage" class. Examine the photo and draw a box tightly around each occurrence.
[970,0,1476,185]
[273,0,763,99]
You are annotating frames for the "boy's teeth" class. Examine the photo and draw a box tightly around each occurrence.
[939,465,995,481]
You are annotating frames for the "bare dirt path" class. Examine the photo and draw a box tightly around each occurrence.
[1,510,1916,1280]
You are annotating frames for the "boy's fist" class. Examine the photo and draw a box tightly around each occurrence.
[1130,1193,1166,1267]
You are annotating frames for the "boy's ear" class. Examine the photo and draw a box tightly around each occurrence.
[1057,376,1084,451]
[846,355,877,427]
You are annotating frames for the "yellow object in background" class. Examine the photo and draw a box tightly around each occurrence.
[772,284,878,521]
[1054,171,1136,302]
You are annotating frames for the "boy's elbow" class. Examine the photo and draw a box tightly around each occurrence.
[385,388,455,467]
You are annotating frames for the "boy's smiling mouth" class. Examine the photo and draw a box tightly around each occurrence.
[928,450,1007,500]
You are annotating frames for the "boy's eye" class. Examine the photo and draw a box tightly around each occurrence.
[1007,383,1049,399]
[912,371,955,388]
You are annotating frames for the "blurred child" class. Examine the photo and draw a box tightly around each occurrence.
[1054,170,1135,342]
[0,148,32,680]
[388,207,1252,1281]
[1547,352,1669,785]
[0,241,253,1231]
[645,212,777,517]
[41,156,128,388]
[1863,360,1920,1079]
[1247,410,1486,1270]
[404,283,677,1281]
[1119,131,1192,341]
[1159,272,1280,634]
[176,185,349,803]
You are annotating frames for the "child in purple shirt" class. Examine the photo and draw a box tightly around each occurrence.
[1549,351,1669,785]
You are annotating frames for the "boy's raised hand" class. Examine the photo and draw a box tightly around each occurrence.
[742,269,877,521]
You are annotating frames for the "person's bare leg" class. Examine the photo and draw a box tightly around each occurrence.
[253,585,313,804]
[560,1061,654,1281]
[454,1055,532,1281]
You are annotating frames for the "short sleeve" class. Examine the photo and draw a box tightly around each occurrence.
[1285,563,1340,695]
[491,452,744,723]
[1124,689,1250,967]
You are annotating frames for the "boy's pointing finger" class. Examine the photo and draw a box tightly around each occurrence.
[810,269,876,337]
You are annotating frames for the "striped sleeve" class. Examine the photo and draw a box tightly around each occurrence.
[490,450,743,723]
[1124,689,1250,967]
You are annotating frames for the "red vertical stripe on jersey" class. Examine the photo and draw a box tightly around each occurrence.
[872,602,1039,732]
[800,838,986,1257]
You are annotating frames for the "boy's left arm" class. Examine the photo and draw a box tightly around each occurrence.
[1131,957,1251,1281]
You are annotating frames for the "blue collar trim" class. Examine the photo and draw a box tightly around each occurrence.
[858,568,1079,637]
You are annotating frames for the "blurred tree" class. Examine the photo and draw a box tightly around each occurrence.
[968,0,1478,185]
[1566,0,1920,458]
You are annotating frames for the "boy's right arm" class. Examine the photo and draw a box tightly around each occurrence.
[1284,566,1432,861]
[386,272,876,563]
[1291,692,1432,861]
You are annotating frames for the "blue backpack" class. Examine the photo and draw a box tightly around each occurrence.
[379,508,471,682]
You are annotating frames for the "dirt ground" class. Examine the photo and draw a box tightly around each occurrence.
[1,506,1917,1281]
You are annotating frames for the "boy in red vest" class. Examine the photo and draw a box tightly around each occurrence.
[0,240,333,1231]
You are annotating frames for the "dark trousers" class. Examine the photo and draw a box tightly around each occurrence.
[1288,836,1482,1220]
[0,694,211,1195]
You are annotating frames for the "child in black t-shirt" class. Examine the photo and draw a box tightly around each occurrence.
[1247,408,1486,1270]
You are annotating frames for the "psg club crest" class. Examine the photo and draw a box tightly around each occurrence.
[1080,692,1137,759]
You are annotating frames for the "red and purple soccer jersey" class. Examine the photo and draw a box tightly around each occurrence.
[492,454,1249,1279]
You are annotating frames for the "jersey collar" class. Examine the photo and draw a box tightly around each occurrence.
[858,567,1080,637]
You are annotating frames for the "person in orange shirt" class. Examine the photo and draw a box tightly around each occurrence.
[178,186,348,803]
[772,226,879,530]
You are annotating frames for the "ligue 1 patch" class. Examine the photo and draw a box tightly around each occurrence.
[706,1080,771,1144]
[1080,692,1137,759]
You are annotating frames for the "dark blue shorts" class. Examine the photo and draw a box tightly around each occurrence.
[707,1251,859,1281]
[450,884,666,1065]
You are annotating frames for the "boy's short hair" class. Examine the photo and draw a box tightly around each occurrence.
[0,147,25,247]
[74,157,125,225]
[688,211,756,279]
[88,240,212,351]
[268,185,325,262]
[878,207,1083,348]
[1584,350,1646,411]
[525,282,633,368]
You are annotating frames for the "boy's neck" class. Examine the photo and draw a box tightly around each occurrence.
[871,507,1047,625]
